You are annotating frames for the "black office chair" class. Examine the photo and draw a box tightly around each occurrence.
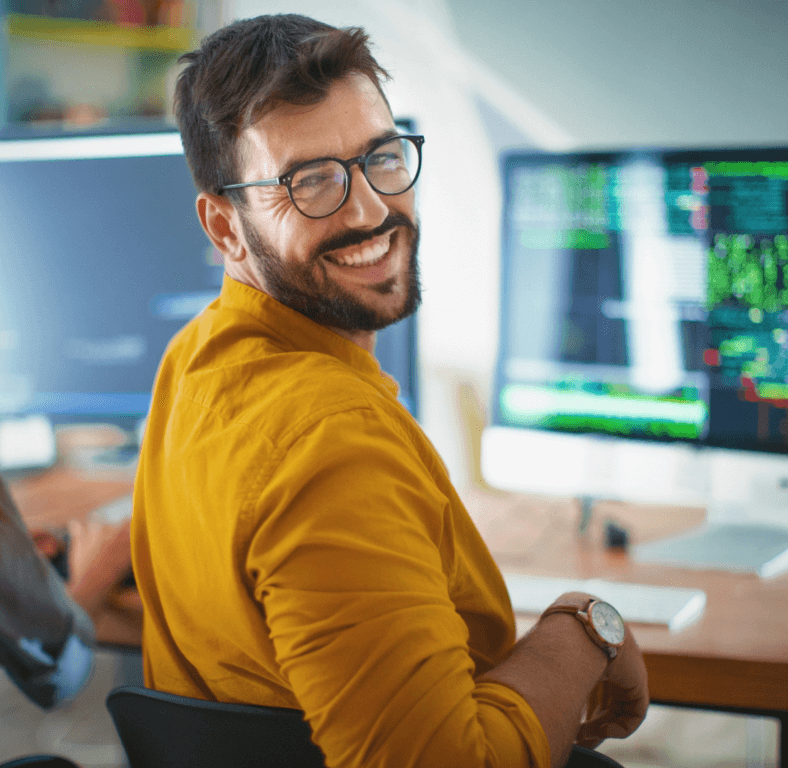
[566,747,626,768]
[0,758,80,768]
[106,686,325,768]
[107,685,625,768]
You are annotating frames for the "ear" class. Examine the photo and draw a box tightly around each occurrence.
[196,192,246,263]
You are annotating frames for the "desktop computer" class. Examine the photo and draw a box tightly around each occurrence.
[0,125,419,470]
[483,146,788,578]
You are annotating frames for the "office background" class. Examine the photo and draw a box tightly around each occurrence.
[1,2,786,766]
[3,0,788,488]
[223,0,788,491]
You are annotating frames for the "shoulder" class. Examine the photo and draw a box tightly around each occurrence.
[154,308,424,466]
[181,341,405,444]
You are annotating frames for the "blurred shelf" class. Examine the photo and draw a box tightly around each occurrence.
[6,13,198,51]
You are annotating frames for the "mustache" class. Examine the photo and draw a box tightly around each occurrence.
[314,212,417,258]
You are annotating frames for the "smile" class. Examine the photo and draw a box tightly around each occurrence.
[324,231,392,268]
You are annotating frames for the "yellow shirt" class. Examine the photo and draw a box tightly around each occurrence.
[132,275,549,768]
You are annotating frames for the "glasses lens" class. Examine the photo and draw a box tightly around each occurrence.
[364,137,421,196]
[290,160,348,217]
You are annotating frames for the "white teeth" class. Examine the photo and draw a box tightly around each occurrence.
[330,237,389,267]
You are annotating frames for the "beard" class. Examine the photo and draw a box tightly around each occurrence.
[238,209,421,332]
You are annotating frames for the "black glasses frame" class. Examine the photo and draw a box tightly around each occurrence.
[218,134,425,219]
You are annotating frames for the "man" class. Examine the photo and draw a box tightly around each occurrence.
[132,14,648,768]
[0,473,137,708]
[0,475,93,708]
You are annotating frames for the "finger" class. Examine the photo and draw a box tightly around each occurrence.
[579,710,644,742]
[592,722,633,740]
[576,715,612,748]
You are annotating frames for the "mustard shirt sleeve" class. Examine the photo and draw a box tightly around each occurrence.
[244,405,550,768]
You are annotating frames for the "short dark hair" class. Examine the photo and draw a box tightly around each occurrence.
[174,14,391,201]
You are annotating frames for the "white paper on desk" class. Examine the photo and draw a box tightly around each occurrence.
[502,573,706,633]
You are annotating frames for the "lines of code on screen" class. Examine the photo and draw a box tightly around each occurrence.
[495,148,788,452]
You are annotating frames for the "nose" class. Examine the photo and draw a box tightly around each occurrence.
[337,164,389,230]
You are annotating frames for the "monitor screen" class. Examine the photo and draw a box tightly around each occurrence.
[0,129,419,433]
[493,147,788,457]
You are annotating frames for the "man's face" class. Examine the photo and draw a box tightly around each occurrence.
[233,74,421,332]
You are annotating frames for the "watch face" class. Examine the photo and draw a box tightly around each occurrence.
[589,601,626,645]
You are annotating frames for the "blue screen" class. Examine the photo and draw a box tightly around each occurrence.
[0,129,418,428]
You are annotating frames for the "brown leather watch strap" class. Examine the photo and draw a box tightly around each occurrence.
[541,599,619,660]
[541,599,593,620]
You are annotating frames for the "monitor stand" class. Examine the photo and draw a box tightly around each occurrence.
[633,449,788,578]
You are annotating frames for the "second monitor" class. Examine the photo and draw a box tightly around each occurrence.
[484,146,788,575]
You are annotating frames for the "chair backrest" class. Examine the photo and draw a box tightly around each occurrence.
[106,685,326,768]
[566,745,626,768]
[0,758,81,768]
[107,685,625,768]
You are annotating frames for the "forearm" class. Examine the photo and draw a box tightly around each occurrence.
[66,517,132,618]
[89,601,143,647]
[478,612,608,768]
[68,565,120,615]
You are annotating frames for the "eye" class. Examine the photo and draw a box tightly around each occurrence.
[293,172,332,191]
[291,162,345,199]
[367,149,405,171]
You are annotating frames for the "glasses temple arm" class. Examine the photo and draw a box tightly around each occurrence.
[219,178,283,192]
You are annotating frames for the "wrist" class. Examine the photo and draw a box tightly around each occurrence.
[541,595,626,662]
[537,610,611,669]
[480,608,610,768]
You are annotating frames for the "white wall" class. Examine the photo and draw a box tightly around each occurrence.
[444,0,788,150]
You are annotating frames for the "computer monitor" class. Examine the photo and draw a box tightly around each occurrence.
[483,146,788,575]
[0,127,419,447]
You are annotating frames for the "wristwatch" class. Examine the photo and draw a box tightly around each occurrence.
[541,598,626,660]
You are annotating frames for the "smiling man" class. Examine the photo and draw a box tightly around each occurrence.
[205,73,422,346]
[131,14,648,768]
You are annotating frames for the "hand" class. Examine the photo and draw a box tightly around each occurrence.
[66,515,132,615]
[575,626,649,748]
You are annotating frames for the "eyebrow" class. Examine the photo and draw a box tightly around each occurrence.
[277,128,401,179]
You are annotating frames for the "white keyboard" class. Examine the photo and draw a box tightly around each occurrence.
[503,573,706,633]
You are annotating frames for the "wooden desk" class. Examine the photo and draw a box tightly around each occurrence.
[9,460,788,757]
[464,486,788,763]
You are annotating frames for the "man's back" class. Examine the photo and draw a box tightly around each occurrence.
[132,276,547,766]
[133,14,648,766]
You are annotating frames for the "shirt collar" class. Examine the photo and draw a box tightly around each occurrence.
[218,274,396,391]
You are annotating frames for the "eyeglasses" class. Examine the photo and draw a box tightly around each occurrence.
[219,134,424,219]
